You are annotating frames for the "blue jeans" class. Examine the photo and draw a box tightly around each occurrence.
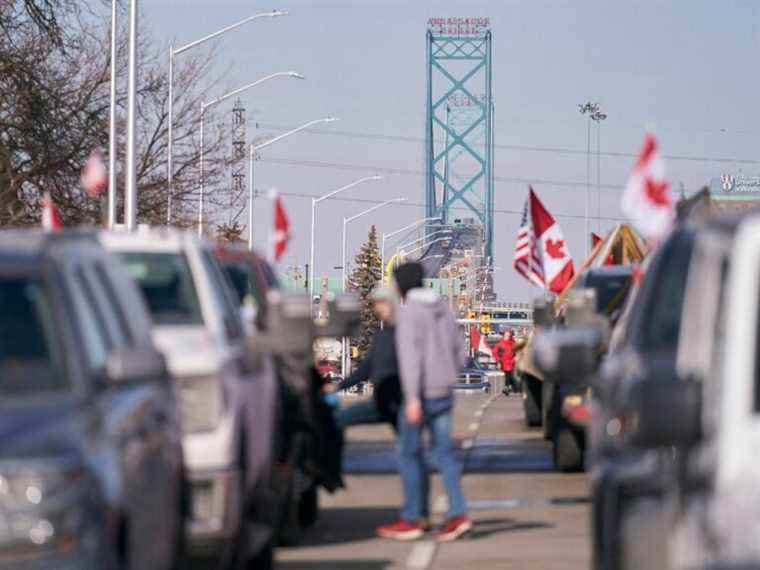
[336,399,383,429]
[398,395,466,521]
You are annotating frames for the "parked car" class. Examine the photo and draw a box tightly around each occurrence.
[627,212,760,569]
[215,244,355,543]
[535,226,696,569]
[100,229,277,568]
[537,265,635,473]
[0,230,185,570]
[455,357,494,391]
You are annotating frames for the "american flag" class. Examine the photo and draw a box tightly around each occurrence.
[513,189,545,288]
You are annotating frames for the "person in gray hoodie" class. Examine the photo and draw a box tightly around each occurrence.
[376,262,472,542]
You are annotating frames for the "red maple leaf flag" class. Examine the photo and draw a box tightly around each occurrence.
[514,187,574,294]
[81,149,108,198]
[41,192,63,232]
[621,133,674,242]
[272,192,291,262]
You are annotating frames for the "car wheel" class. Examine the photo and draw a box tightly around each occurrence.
[298,485,319,528]
[553,423,584,472]
[522,376,542,427]
[169,474,189,570]
[246,538,274,570]
[542,381,557,440]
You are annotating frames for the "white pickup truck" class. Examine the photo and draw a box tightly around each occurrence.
[101,229,277,567]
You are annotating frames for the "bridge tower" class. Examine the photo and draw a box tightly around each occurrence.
[425,17,494,260]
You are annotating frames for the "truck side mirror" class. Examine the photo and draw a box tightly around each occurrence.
[315,293,362,338]
[265,291,314,356]
[630,374,702,448]
[533,327,601,387]
[532,296,557,327]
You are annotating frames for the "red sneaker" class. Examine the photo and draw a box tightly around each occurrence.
[433,516,472,542]
[376,519,424,541]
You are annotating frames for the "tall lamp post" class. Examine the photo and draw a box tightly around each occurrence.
[590,109,607,234]
[578,101,600,253]
[341,197,405,377]
[309,175,383,298]
[197,71,304,236]
[381,216,442,283]
[107,0,118,229]
[124,0,139,231]
[167,10,287,224]
[247,117,339,251]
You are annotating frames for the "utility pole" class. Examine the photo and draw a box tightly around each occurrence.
[107,0,118,229]
[124,0,138,231]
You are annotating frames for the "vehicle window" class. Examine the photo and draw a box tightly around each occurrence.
[78,265,129,349]
[585,273,632,315]
[93,263,133,345]
[223,261,255,305]
[64,266,109,371]
[0,276,68,394]
[201,251,243,340]
[637,233,694,351]
[119,252,203,326]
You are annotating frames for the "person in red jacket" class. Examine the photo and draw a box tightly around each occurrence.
[493,331,518,394]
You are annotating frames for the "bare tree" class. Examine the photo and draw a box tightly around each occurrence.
[0,0,231,229]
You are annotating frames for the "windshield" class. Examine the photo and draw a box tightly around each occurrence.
[0,276,67,394]
[119,253,203,326]
[637,232,695,351]
[583,272,632,315]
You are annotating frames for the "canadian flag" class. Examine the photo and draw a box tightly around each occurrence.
[621,133,674,242]
[81,149,108,198]
[42,193,63,231]
[515,187,574,294]
[272,192,291,262]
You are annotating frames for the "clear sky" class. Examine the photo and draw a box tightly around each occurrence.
[143,0,760,301]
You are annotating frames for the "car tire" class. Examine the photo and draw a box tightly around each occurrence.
[298,485,319,528]
[553,423,584,472]
[169,473,189,570]
[542,381,557,440]
[246,537,274,570]
[522,376,542,427]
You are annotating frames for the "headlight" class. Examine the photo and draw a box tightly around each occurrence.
[178,375,225,433]
[0,459,90,559]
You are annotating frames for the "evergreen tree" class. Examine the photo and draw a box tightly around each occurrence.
[347,225,382,362]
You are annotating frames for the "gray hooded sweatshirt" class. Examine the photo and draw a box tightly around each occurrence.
[395,288,466,401]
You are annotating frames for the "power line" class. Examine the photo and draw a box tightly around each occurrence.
[259,156,629,192]
[253,189,628,223]
[257,122,760,166]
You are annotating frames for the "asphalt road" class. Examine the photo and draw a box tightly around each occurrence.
[275,390,591,570]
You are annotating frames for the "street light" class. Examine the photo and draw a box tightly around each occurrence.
[124,0,139,231]
[590,110,608,234]
[248,117,339,251]
[166,9,288,224]
[341,197,405,377]
[309,175,383,298]
[381,216,442,284]
[578,101,602,253]
[197,71,304,236]
[107,0,118,229]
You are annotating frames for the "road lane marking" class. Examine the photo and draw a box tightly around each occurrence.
[462,438,474,450]
[467,497,590,511]
[468,422,479,432]
[406,540,437,570]
[474,409,484,418]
